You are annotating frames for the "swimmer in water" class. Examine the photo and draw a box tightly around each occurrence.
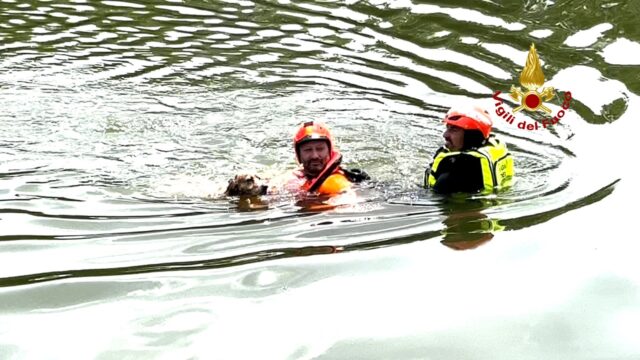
[424,106,514,194]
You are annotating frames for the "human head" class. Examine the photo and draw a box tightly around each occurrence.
[294,121,336,178]
[442,106,492,151]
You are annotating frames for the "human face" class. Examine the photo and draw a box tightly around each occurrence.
[443,124,465,151]
[299,140,330,177]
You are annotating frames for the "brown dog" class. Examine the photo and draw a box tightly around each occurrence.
[225,174,269,211]
[225,174,268,197]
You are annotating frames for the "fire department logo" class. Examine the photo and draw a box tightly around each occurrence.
[493,43,572,131]
[509,43,555,114]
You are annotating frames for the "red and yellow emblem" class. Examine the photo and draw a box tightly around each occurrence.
[510,43,555,113]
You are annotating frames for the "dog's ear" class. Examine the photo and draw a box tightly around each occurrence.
[225,178,240,196]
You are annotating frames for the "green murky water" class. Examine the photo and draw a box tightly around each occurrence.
[1,0,639,358]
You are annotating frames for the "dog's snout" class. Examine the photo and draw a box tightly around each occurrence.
[259,185,268,195]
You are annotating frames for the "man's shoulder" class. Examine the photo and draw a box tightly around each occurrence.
[483,135,509,149]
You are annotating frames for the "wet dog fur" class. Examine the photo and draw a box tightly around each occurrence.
[225,174,268,197]
[225,174,269,211]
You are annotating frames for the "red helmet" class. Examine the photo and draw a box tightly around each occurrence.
[444,106,493,139]
[293,121,335,162]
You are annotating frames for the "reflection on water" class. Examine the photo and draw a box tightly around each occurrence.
[1,0,640,358]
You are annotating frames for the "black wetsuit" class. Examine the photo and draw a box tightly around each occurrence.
[428,147,484,194]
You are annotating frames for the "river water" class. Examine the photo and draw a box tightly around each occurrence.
[1,0,639,359]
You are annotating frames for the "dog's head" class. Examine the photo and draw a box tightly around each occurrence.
[225,174,268,196]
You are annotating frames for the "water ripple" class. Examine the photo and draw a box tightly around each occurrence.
[1,0,637,356]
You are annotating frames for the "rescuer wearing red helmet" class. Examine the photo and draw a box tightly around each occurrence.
[292,121,368,195]
[425,106,514,194]
[293,121,337,179]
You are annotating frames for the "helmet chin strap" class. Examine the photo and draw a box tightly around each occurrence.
[307,153,343,193]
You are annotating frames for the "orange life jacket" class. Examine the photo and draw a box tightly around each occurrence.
[288,152,351,195]
[299,169,352,195]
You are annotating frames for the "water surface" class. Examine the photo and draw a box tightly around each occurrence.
[1,0,639,359]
